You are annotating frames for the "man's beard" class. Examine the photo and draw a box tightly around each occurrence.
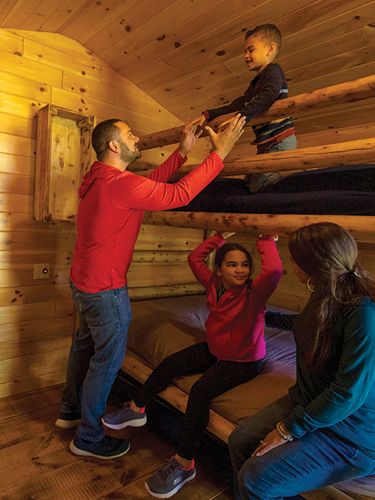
[119,140,141,164]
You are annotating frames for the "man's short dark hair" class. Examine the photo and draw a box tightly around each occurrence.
[245,24,282,56]
[92,119,122,161]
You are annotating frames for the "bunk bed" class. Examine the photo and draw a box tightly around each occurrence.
[114,75,375,500]
[138,75,375,240]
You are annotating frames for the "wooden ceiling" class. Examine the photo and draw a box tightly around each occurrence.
[1,0,375,140]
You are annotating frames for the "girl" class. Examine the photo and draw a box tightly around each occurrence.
[103,231,282,498]
[229,222,375,500]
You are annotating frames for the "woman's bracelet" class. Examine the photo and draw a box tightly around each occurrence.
[276,421,294,442]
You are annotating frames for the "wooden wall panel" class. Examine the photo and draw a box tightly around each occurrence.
[0,8,374,401]
[0,28,205,399]
[230,233,375,314]
[79,0,176,51]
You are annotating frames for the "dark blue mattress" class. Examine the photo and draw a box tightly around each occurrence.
[173,164,375,215]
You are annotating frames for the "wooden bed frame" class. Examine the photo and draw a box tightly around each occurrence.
[121,75,375,500]
[118,296,375,500]
[137,74,375,241]
[120,354,370,500]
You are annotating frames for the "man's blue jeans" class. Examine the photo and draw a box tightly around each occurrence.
[229,395,375,500]
[60,280,132,441]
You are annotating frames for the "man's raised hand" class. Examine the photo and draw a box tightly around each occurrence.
[205,114,246,161]
[178,118,203,158]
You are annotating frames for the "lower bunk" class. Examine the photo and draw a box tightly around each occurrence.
[112,294,375,500]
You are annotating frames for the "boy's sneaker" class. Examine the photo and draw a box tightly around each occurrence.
[145,457,196,498]
[70,435,130,459]
[55,410,81,429]
[102,401,147,430]
[248,171,283,193]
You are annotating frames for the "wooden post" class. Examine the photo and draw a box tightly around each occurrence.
[204,229,217,272]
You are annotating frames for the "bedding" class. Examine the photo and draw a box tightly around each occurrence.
[121,295,375,498]
[172,164,375,215]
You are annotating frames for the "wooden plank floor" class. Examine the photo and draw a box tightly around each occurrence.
[0,384,233,500]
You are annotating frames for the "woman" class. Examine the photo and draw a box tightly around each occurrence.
[229,222,375,500]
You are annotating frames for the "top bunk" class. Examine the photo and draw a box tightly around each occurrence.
[136,75,375,241]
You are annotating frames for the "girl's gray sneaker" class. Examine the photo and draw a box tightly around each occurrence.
[145,457,196,498]
[102,401,147,430]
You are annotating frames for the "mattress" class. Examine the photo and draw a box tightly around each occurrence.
[172,164,375,215]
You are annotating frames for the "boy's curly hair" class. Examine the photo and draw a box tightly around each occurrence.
[245,24,282,57]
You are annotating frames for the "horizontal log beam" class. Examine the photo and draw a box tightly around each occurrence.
[142,212,375,242]
[136,138,375,180]
[138,75,375,151]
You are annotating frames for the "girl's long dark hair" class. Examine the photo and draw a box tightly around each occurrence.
[288,222,375,370]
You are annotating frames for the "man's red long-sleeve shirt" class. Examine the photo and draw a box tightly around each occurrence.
[70,150,223,293]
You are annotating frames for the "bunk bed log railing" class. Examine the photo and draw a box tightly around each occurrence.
[138,74,375,242]
[142,212,375,242]
[138,75,375,151]
[137,137,375,180]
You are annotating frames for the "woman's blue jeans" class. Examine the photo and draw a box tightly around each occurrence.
[229,395,375,500]
[60,280,132,441]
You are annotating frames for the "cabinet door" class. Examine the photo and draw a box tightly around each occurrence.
[34,104,95,221]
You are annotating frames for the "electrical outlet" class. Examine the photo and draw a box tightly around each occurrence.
[34,263,50,279]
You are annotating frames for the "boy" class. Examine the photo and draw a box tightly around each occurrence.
[194,24,296,193]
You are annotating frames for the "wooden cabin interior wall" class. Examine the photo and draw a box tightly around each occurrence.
[1,0,375,402]
[0,28,208,400]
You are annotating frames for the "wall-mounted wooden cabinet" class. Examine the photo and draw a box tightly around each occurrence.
[34,105,96,221]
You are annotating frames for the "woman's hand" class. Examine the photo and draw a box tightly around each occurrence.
[251,428,288,457]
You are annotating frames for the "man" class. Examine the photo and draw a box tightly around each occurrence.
[55,115,246,459]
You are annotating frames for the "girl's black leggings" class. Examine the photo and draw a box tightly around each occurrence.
[134,341,262,460]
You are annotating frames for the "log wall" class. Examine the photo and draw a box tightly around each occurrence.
[0,28,205,399]
[228,233,375,314]
[1,27,375,400]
